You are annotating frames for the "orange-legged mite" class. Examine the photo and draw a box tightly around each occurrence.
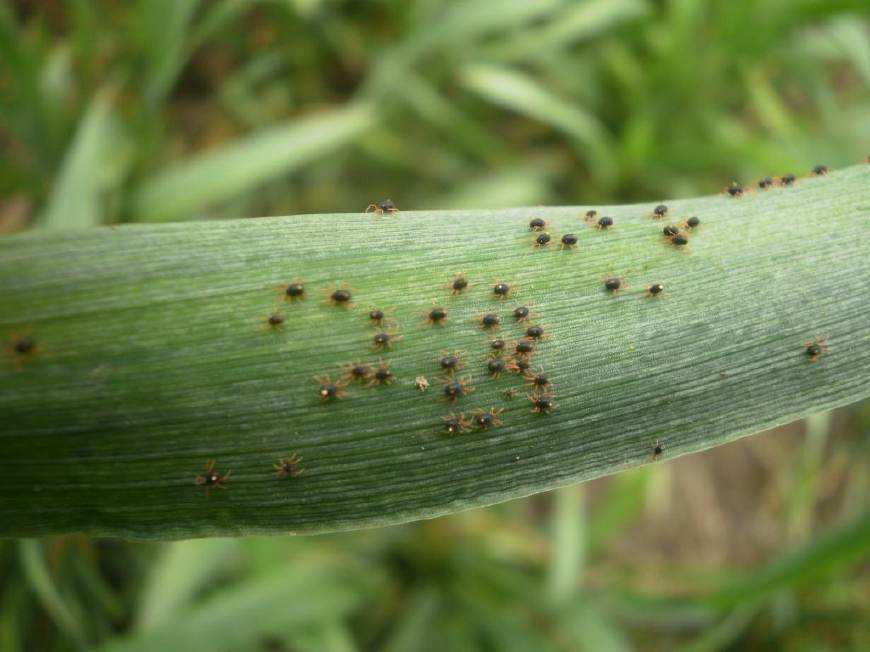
[342,361,372,383]
[443,412,471,435]
[804,337,829,362]
[274,453,303,479]
[279,278,305,302]
[442,376,474,402]
[196,460,230,495]
[366,199,398,214]
[449,273,469,295]
[314,376,348,401]
[472,408,503,430]
[371,327,402,350]
[438,350,465,375]
[323,282,355,308]
[369,359,396,386]
[529,393,557,414]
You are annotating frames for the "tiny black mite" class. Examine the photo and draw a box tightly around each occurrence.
[513,306,530,321]
[604,277,621,292]
[525,325,544,339]
[529,217,546,231]
[481,313,500,329]
[535,232,551,247]
[653,204,668,218]
[758,176,773,189]
[597,216,614,229]
[685,216,700,228]
[663,225,679,237]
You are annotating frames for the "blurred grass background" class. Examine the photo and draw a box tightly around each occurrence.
[1,0,868,650]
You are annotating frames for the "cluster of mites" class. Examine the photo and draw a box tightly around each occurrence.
[7,166,839,493]
[275,275,558,418]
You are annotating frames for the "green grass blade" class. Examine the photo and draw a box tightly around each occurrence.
[460,63,616,181]
[0,165,868,539]
[18,541,87,649]
[39,87,120,230]
[98,556,378,652]
[131,101,376,221]
[135,538,240,632]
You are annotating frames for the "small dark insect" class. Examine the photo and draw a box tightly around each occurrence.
[529,217,547,231]
[525,369,550,390]
[372,330,401,350]
[653,204,668,218]
[596,216,614,229]
[493,282,512,298]
[487,357,506,378]
[369,308,386,324]
[604,277,622,293]
[804,337,829,362]
[473,408,503,430]
[685,216,700,228]
[450,273,469,294]
[530,394,556,414]
[663,225,680,237]
[490,338,506,353]
[758,176,774,190]
[196,460,230,494]
[439,351,464,374]
[515,339,534,356]
[507,356,532,374]
[366,198,398,214]
[726,182,743,197]
[669,233,689,246]
[370,360,395,386]
[267,313,285,327]
[443,376,474,402]
[560,233,578,249]
[315,376,348,401]
[343,362,371,382]
[12,336,36,355]
[326,283,354,307]
[646,283,664,298]
[513,306,530,321]
[584,209,598,222]
[503,388,518,400]
[812,165,828,176]
[443,412,470,435]
[480,312,501,329]
[534,232,551,247]
[427,306,447,324]
[284,280,305,301]
[780,173,796,186]
[652,440,664,460]
[274,453,303,479]
[525,325,544,340]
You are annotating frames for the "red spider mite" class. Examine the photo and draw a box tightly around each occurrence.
[314,376,348,401]
[472,408,503,430]
[529,217,548,231]
[725,182,744,197]
[4,332,39,369]
[438,350,465,375]
[368,306,395,327]
[583,210,599,223]
[804,337,829,362]
[365,199,398,214]
[196,460,230,495]
[524,368,552,391]
[442,376,474,402]
[323,283,355,308]
[342,361,372,383]
[449,273,470,295]
[369,359,396,386]
[266,313,285,328]
[487,356,507,378]
[560,233,578,249]
[652,440,664,460]
[280,278,305,302]
[274,453,303,479]
[529,393,556,413]
[603,275,627,294]
[645,283,665,298]
[426,304,448,325]
[371,328,402,350]
[492,280,513,299]
[443,412,471,435]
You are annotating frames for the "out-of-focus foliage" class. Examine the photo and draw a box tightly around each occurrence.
[0,0,868,650]
[1,0,868,229]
